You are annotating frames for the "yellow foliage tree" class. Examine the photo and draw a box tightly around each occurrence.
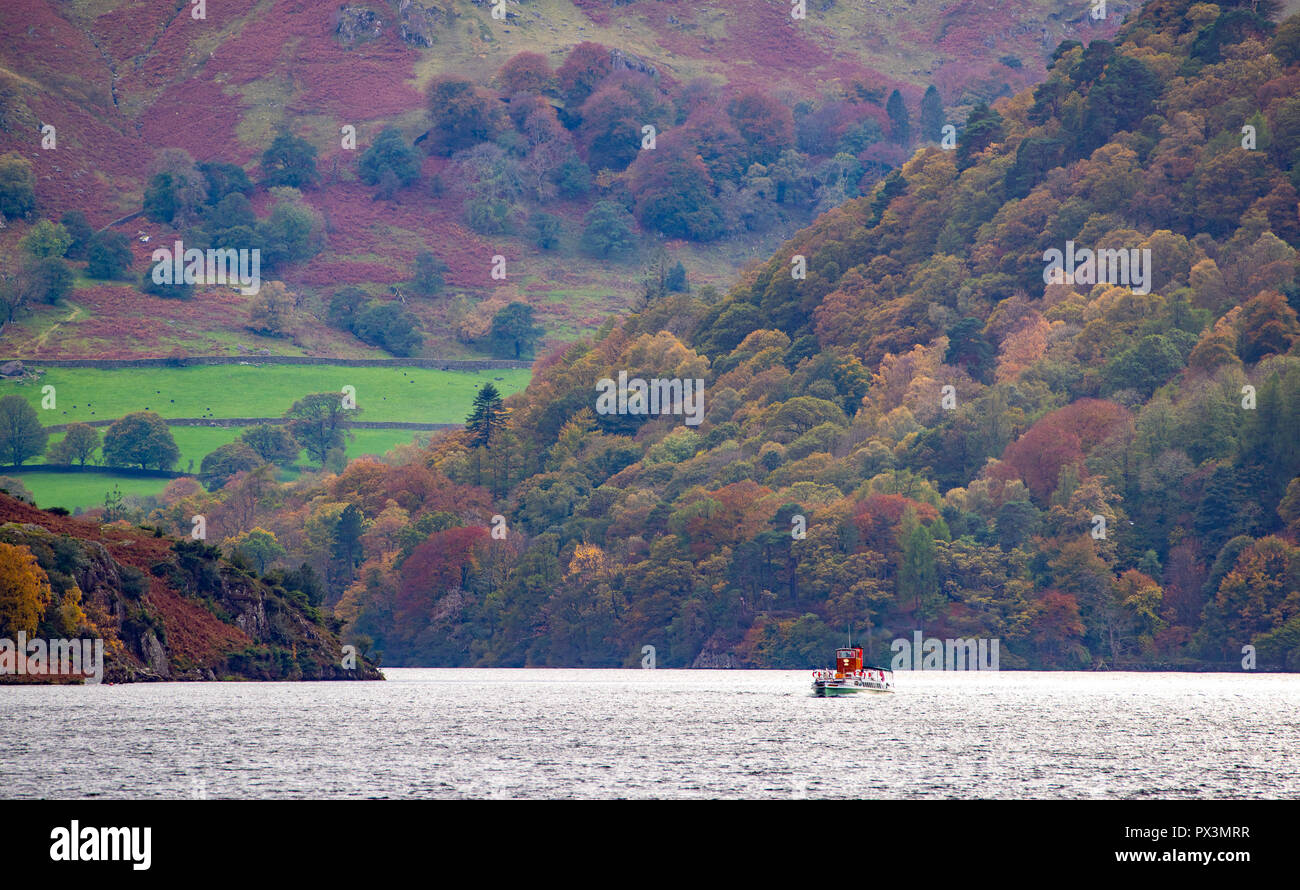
[0,542,54,637]
[247,281,295,336]
[566,543,609,581]
[57,585,87,636]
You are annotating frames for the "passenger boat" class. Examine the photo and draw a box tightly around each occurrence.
[811,646,894,696]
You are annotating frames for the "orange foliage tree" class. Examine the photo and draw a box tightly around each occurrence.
[0,542,54,637]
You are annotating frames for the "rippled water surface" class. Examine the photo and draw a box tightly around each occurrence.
[4,670,1298,798]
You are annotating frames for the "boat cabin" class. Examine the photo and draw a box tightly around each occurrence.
[835,647,863,678]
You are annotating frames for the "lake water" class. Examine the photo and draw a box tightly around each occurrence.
[4,669,1298,799]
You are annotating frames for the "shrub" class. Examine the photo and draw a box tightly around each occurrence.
[580,201,637,258]
[86,232,133,279]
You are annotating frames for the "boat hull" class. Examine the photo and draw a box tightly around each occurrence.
[812,680,893,696]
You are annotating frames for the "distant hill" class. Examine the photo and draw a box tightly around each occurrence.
[0,0,1125,359]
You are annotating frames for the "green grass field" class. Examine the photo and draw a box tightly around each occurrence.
[12,473,173,511]
[1,363,527,510]
[0,365,530,425]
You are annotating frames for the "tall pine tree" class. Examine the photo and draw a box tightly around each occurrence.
[466,383,508,488]
[886,89,911,145]
[920,85,944,143]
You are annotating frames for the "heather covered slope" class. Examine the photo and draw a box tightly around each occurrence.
[0,0,1125,358]
[2,0,1128,213]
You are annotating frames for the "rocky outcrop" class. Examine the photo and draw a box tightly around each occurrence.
[141,630,170,678]
[334,5,385,45]
[398,0,440,47]
[691,631,738,668]
[609,48,657,80]
[0,495,382,683]
[157,539,384,681]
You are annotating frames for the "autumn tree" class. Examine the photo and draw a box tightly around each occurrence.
[727,89,795,166]
[575,72,660,172]
[0,542,53,637]
[425,76,505,156]
[395,525,489,626]
[247,281,294,336]
[679,104,748,182]
[628,134,724,241]
[1187,313,1242,373]
[556,41,613,108]
[1111,569,1165,657]
[497,51,555,95]
[1026,590,1086,667]
[1237,291,1300,364]
[1206,536,1300,653]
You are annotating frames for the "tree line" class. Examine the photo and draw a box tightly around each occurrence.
[0,391,361,486]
